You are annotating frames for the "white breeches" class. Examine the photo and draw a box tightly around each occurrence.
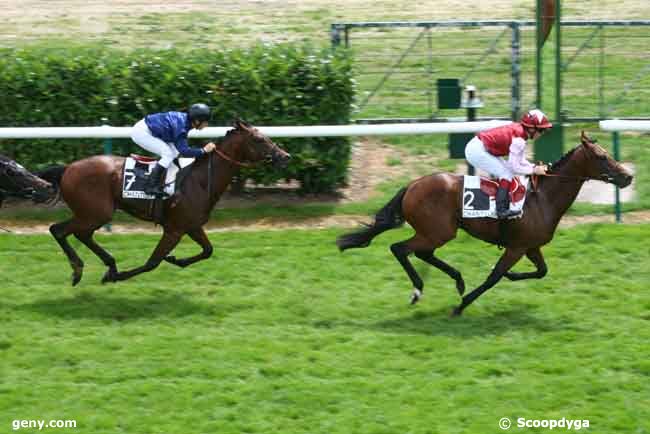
[465,136,514,181]
[130,119,179,169]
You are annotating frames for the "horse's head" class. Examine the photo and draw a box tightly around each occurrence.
[578,131,633,188]
[0,155,53,202]
[229,119,291,168]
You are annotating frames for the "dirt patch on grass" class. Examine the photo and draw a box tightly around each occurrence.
[216,138,403,207]
[192,137,427,209]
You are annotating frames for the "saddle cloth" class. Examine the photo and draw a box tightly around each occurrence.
[122,155,195,199]
[462,175,528,219]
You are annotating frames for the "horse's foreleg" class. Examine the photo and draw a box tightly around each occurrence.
[164,227,213,268]
[50,219,85,286]
[414,250,465,296]
[452,247,526,316]
[74,229,118,283]
[103,230,183,283]
[504,247,548,281]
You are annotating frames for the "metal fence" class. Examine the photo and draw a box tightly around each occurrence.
[332,20,650,123]
[599,119,650,222]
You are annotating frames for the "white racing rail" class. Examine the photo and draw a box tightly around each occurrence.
[0,120,512,139]
[599,120,650,132]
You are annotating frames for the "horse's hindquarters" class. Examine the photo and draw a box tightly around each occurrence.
[401,174,462,247]
[60,156,122,223]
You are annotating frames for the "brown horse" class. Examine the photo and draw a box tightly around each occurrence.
[40,120,290,285]
[0,154,53,206]
[337,132,633,316]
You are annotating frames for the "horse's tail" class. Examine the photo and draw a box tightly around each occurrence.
[34,165,67,204]
[35,165,67,187]
[336,187,407,251]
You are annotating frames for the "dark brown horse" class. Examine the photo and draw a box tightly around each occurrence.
[0,154,53,206]
[337,132,633,316]
[41,120,290,285]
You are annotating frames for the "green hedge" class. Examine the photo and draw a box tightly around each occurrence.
[0,44,354,193]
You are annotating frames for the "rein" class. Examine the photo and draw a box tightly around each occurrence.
[543,173,591,181]
[207,154,212,201]
[213,148,254,168]
[546,173,616,184]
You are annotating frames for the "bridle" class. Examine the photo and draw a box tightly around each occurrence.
[543,142,617,184]
[584,144,619,183]
[207,127,283,184]
[212,140,276,169]
[213,148,255,168]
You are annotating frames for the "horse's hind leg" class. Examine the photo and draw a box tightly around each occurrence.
[390,238,423,304]
[74,228,118,283]
[414,250,465,296]
[390,234,444,305]
[49,219,86,286]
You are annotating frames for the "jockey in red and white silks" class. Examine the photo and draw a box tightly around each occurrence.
[465,109,552,218]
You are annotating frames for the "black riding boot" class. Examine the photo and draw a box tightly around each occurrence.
[496,186,520,219]
[144,163,167,197]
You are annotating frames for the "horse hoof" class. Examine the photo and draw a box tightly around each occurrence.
[450,306,463,317]
[101,271,116,284]
[410,289,422,305]
[71,273,82,286]
[163,255,176,264]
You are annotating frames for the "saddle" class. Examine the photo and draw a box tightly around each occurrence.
[122,155,196,224]
[462,175,528,219]
[122,154,195,200]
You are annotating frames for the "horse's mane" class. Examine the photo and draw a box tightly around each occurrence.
[195,126,242,162]
[547,146,578,174]
[224,127,239,138]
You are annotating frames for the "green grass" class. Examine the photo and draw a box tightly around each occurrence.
[1,4,649,433]
[351,25,650,121]
[1,224,649,433]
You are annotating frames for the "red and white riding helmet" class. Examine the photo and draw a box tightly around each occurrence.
[521,109,553,129]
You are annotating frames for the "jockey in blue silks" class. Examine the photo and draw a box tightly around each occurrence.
[130,103,216,197]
